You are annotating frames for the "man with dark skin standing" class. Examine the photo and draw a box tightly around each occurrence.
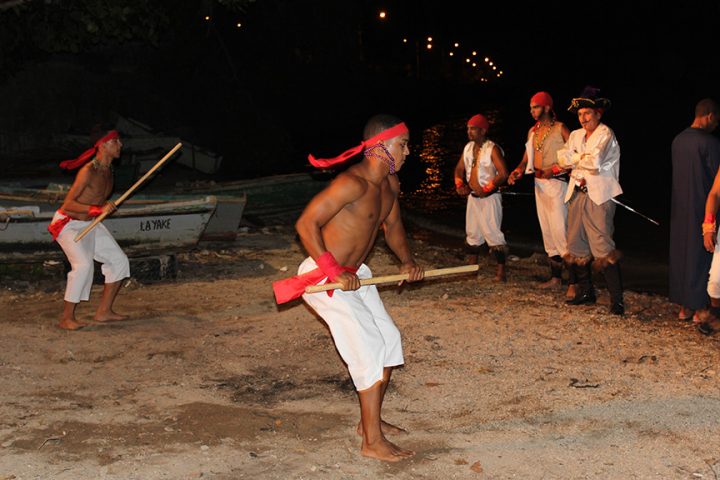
[508,92,574,296]
[48,130,130,330]
[291,114,423,462]
[670,98,720,322]
[453,114,509,281]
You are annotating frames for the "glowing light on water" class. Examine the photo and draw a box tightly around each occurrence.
[401,123,466,214]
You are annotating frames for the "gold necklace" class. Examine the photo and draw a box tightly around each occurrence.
[534,121,555,152]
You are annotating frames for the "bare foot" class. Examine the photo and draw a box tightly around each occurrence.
[678,307,695,321]
[357,420,408,437]
[361,437,415,462]
[94,311,129,323]
[57,318,88,331]
[538,277,562,289]
[566,284,577,299]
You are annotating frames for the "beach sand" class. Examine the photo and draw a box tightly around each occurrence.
[1,222,719,479]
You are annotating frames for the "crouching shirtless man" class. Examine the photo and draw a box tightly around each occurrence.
[292,114,424,461]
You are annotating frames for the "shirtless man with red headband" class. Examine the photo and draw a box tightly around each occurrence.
[275,114,423,461]
[48,130,130,330]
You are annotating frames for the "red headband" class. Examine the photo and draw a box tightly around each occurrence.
[467,114,489,131]
[530,91,553,108]
[59,130,120,170]
[308,122,408,168]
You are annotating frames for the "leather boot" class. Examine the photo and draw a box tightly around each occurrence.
[566,263,596,305]
[603,263,624,315]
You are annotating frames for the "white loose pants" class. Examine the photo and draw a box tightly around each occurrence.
[534,178,569,257]
[300,257,404,391]
[54,212,130,303]
[465,193,506,248]
[708,231,720,299]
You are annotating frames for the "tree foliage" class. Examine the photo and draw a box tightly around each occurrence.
[0,0,254,61]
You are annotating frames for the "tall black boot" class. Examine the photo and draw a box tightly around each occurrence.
[566,263,596,305]
[603,263,624,315]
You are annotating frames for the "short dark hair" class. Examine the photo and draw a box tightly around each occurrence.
[695,98,719,117]
[363,114,403,140]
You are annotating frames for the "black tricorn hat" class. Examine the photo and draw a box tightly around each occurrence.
[568,86,612,112]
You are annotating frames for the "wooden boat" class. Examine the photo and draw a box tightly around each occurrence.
[124,193,246,241]
[172,172,330,218]
[0,185,245,241]
[51,116,223,175]
[0,196,218,262]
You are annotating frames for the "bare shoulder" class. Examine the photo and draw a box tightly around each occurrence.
[69,164,94,189]
[329,170,368,200]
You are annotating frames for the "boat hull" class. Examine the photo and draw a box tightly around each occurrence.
[0,197,217,261]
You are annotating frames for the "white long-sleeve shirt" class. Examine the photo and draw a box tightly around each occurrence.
[557,123,622,205]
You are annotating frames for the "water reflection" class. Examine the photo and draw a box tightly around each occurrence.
[402,119,466,215]
[401,110,510,217]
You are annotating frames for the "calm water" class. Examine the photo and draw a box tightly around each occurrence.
[398,111,670,294]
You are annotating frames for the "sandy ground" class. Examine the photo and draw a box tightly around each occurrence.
[1,222,719,480]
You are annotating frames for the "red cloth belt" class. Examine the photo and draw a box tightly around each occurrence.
[273,265,359,304]
[47,210,72,240]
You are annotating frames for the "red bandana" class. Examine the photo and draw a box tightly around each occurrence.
[467,114,489,131]
[59,130,120,170]
[308,122,408,168]
[530,91,554,108]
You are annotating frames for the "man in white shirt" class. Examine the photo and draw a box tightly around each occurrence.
[557,88,624,315]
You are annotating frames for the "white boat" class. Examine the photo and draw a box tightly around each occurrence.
[0,196,218,262]
[0,185,245,241]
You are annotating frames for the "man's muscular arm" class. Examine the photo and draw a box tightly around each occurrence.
[382,181,424,284]
[295,175,365,290]
[508,150,528,185]
[703,169,720,252]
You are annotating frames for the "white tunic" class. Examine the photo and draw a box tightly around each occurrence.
[557,123,622,205]
[462,140,506,248]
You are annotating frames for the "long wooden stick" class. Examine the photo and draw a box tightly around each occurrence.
[304,264,478,293]
[74,143,183,242]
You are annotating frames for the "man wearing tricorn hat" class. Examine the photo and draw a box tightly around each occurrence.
[557,87,624,315]
[48,130,130,330]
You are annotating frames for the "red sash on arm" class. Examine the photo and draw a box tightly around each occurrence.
[272,265,359,304]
